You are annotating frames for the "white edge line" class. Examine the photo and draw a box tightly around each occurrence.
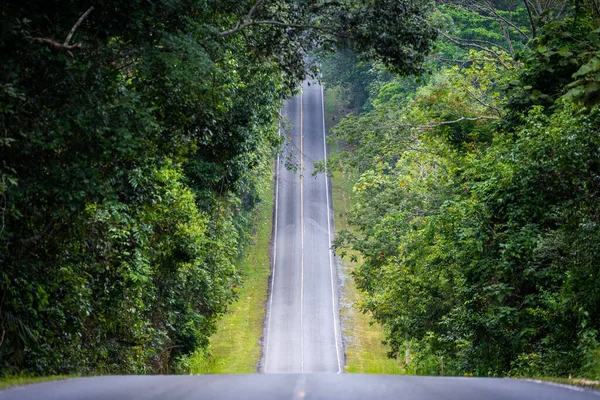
[525,379,600,396]
[321,82,343,374]
[300,90,305,374]
[265,122,281,374]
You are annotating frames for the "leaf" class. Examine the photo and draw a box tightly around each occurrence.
[558,46,573,58]
[573,57,600,79]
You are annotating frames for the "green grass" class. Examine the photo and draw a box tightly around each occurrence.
[325,87,403,374]
[189,179,274,374]
[325,86,343,123]
[0,375,74,390]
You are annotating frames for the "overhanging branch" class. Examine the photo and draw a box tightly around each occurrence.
[436,29,511,70]
[398,115,499,130]
[32,6,94,52]
[218,0,345,37]
[219,19,342,37]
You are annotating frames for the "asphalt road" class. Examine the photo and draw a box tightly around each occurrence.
[3,374,600,400]
[262,80,343,373]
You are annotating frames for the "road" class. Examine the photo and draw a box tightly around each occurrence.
[262,80,343,373]
[3,374,600,400]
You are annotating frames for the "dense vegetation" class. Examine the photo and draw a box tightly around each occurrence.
[324,0,600,378]
[0,0,437,376]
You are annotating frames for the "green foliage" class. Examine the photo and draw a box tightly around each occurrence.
[431,4,530,62]
[345,0,438,75]
[504,16,599,124]
[564,28,600,107]
[0,374,73,389]
[0,0,282,376]
[320,49,380,111]
[325,9,600,379]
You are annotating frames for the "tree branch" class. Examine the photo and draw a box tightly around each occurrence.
[499,21,514,57]
[219,20,252,36]
[484,0,530,42]
[429,55,493,65]
[32,6,94,52]
[450,36,509,52]
[464,1,530,41]
[64,6,94,46]
[247,0,266,20]
[592,0,600,18]
[220,19,343,37]
[554,0,569,18]
[465,89,503,118]
[31,37,82,51]
[219,0,265,36]
[543,0,553,16]
[218,0,347,37]
[436,29,511,69]
[523,0,537,38]
[398,115,498,130]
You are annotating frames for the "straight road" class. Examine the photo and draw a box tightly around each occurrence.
[262,80,343,373]
[3,374,600,400]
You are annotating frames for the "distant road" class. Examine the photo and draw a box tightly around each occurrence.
[261,80,343,373]
[3,374,600,400]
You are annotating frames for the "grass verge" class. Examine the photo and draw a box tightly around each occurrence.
[325,87,403,374]
[0,375,73,390]
[188,178,274,374]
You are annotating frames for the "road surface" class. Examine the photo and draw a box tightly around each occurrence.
[3,374,600,400]
[262,80,343,373]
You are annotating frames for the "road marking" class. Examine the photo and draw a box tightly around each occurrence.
[526,379,600,396]
[264,122,282,373]
[321,82,343,374]
[300,90,305,373]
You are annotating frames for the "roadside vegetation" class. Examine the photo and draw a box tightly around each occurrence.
[326,87,403,374]
[333,167,403,374]
[0,375,73,390]
[533,377,600,391]
[321,1,600,380]
[184,179,274,374]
